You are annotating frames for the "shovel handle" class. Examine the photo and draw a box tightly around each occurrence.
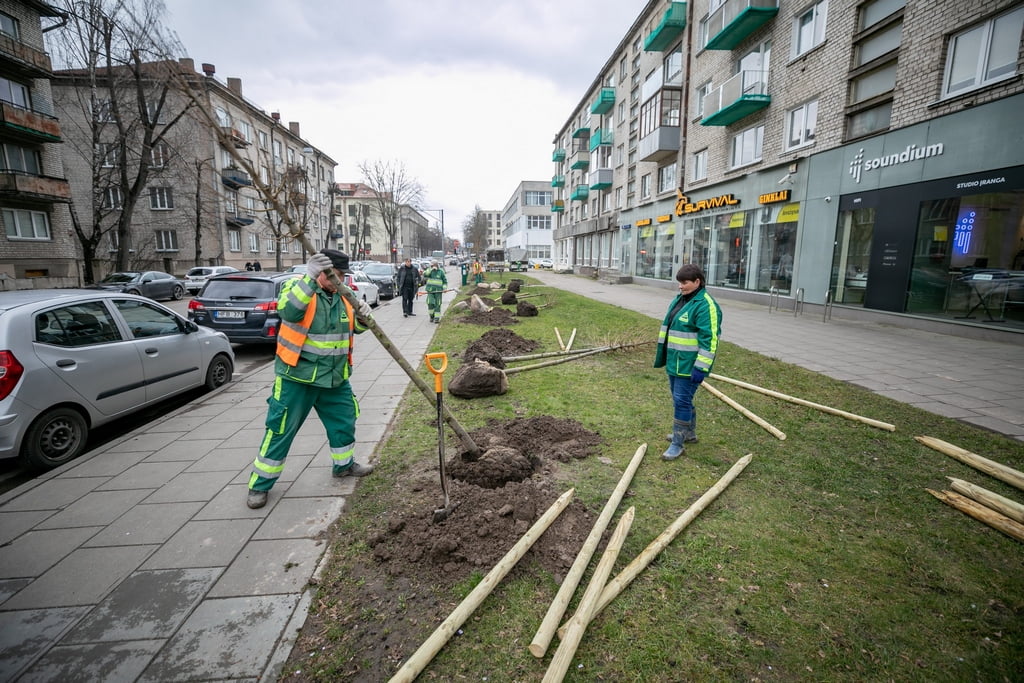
[425,352,448,393]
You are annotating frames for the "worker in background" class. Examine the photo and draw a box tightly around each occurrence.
[424,260,448,324]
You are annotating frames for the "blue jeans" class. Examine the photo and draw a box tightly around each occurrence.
[668,374,699,422]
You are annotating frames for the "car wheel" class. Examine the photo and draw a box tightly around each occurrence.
[205,353,234,390]
[126,288,141,296]
[172,285,184,300]
[21,406,89,470]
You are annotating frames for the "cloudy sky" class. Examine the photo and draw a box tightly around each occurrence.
[166,0,648,237]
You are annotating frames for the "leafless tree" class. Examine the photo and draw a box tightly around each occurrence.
[462,204,489,256]
[358,159,424,264]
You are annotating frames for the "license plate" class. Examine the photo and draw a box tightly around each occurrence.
[215,310,245,319]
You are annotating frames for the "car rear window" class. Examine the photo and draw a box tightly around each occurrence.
[187,268,211,277]
[201,279,278,300]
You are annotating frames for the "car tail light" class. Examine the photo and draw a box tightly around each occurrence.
[254,301,278,312]
[0,351,24,401]
[267,325,277,337]
[188,299,205,311]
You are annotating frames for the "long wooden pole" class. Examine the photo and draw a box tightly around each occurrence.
[555,328,565,350]
[565,328,577,353]
[709,373,895,432]
[947,477,1024,524]
[916,435,1024,492]
[529,444,649,658]
[926,488,1024,543]
[388,488,576,683]
[503,346,608,363]
[558,454,753,637]
[702,382,786,440]
[542,507,635,683]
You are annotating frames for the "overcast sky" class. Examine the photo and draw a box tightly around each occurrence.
[166,0,647,237]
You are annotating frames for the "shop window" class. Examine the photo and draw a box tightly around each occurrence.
[831,207,874,305]
[713,211,751,288]
[755,206,798,294]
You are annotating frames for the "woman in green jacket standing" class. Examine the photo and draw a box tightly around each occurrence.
[654,264,722,460]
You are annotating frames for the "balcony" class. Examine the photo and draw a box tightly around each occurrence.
[589,168,613,191]
[638,125,680,163]
[590,88,616,115]
[644,2,688,52]
[569,149,590,171]
[219,126,250,148]
[0,102,61,143]
[551,174,565,188]
[570,184,590,202]
[552,147,566,162]
[704,0,779,50]
[571,126,590,139]
[589,127,614,151]
[0,171,71,202]
[701,71,770,126]
[551,199,565,212]
[0,33,53,77]
[221,167,253,189]
[226,214,255,227]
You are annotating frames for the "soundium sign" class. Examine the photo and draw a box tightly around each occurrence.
[848,142,945,183]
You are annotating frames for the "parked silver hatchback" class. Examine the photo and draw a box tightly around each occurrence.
[0,289,235,469]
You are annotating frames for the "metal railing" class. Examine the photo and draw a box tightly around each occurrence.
[793,287,804,317]
[823,289,833,322]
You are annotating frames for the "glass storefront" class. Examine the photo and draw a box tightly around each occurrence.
[831,207,875,304]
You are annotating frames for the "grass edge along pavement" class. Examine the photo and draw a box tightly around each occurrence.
[282,275,1024,682]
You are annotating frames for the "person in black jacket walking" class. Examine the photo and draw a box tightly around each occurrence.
[396,257,421,317]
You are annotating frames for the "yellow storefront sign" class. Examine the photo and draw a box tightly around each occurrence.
[777,203,800,223]
[728,212,746,228]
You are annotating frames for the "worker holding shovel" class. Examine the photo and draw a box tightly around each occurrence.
[654,263,722,461]
[424,261,448,324]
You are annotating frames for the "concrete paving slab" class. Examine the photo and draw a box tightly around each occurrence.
[0,606,91,679]
[139,519,260,571]
[0,509,54,546]
[21,639,165,682]
[207,539,323,597]
[284,465,357,498]
[137,594,300,682]
[144,470,238,504]
[60,451,149,478]
[3,545,157,609]
[0,477,106,512]
[83,502,204,547]
[184,446,254,473]
[0,578,31,604]
[36,488,152,530]
[105,432,182,454]
[95,461,190,491]
[0,526,102,577]
[254,496,346,540]
[141,438,221,463]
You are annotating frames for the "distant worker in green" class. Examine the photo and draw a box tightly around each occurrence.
[424,261,448,323]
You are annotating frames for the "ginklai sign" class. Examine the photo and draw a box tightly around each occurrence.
[675,190,739,216]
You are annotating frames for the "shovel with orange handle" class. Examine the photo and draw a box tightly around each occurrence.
[426,352,455,522]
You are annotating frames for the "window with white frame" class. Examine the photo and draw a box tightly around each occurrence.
[695,81,712,119]
[249,233,259,253]
[615,187,622,208]
[98,142,119,168]
[155,230,178,252]
[658,164,677,193]
[3,208,50,239]
[793,0,829,57]
[145,99,164,124]
[786,99,818,150]
[258,130,269,150]
[149,187,174,209]
[149,142,170,168]
[526,215,551,229]
[108,230,119,252]
[237,120,252,143]
[640,173,651,199]
[224,191,237,214]
[943,6,1024,98]
[245,196,257,212]
[693,149,708,181]
[265,238,276,253]
[2,143,41,174]
[259,165,269,184]
[214,106,230,127]
[93,99,115,122]
[730,126,764,168]
[0,76,29,108]
[229,230,241,251]
[101,186,123,209]
[525,190,551,205]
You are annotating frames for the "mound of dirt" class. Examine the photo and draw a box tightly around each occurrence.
[459,308,518,326]
[468,328,539,360]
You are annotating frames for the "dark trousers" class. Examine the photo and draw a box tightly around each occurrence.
[401,288,416,315]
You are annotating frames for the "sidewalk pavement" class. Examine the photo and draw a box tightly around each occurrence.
[1,269,1022,682]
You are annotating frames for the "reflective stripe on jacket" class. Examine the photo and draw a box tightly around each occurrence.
[425,267,447,292]
[653,288,722,378]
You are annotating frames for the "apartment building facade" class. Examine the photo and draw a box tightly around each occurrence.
[52,58,336,279]
[480,209,504,252]
[553,0,1024,335]
[501,181,554,260]
[0,0,76,289]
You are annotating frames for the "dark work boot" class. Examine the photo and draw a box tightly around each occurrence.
[661,419,690,461]
[333,461,375,478]
[246,489,268,509]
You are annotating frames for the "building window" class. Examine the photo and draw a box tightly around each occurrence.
[639,89,681,138]
[2,143,41,174]
[149,187,174,209]
[640,174,651,199]
[94,99,115,122]
[730,125,764,168]
[0,12,19,39]
[149,142,170,168]
[861,0,904,29]
[101,186,123,209]
[525,190,552,205]
[224,191,237,214]
[237,120,252,143]
[526,215,551,230]
[695,81,712,119]
[794,0,829,57]
[0,76,29,108]
[855,20,902,67]
[229,230,241,252]
[658,164,676,194]
[943,6,1024,98]
[3,208,50,239]
[258,130,269,150]
[214,106,230,128]
[145,100,165,124]
[249,233,259,253]
[155,230,178,252]
[266,239,276,253]
[693,149,708,182]
[98,142,119,168]
[846,101,893,138]
[786,99,818,150]
[851,62,897,102]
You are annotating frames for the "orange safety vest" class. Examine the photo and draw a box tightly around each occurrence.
[276,294,355,368]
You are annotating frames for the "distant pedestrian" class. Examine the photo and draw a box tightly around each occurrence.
[396,257,420,317]
[246,249,375,510]
[654,264,721,461]
[471,259,484,285]
[245,262,254,271]
[424,261,447,323]
[253,261,262,272]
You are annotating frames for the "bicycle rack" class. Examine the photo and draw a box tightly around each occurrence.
[793,287,804,317]
[768,286,780,313]
[823,289,833,322]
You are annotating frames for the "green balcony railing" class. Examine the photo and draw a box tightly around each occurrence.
[551,199,565,212]
[551,174,565,188]
[590,87,616,115]
[552,147,566,162]
[570,184,590,201]
[570,149,590,170]
[644,2,688,52]
[571,126,590,139]
[700,70,770,126]
[589,127,614,151]
[704,0,778,50]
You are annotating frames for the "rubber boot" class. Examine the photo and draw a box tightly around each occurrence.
[661,419,690,461]
[667,411,699,443]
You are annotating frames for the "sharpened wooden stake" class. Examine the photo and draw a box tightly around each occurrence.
[916,435,1024,492]
[555,327,565,350]
[703,381,785,440]
[926,488,1024,543]
[558,454,753,638]
[947,477,1024,525]
[529,444,648,658]
[709,373,896,431]
[542,507,635,683]
[565,328,577,353]
[388,488,576,683]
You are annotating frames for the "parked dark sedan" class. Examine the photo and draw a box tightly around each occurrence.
[187,271,301,344]
[360,262,398,299]
[90,271,185,301]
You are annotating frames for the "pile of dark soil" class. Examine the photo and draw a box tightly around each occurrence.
[459,308,518,326]
[463,328,540,367]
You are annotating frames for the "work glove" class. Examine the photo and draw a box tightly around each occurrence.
[306,253,333,280]
[691,368,707,384]
[356,299,373,321]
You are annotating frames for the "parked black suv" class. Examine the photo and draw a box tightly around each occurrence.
[188,271,300,344]
[360,262,398,299]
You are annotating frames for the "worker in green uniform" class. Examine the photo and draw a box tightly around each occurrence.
[424,260,448,323]
[246,249,375,509]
